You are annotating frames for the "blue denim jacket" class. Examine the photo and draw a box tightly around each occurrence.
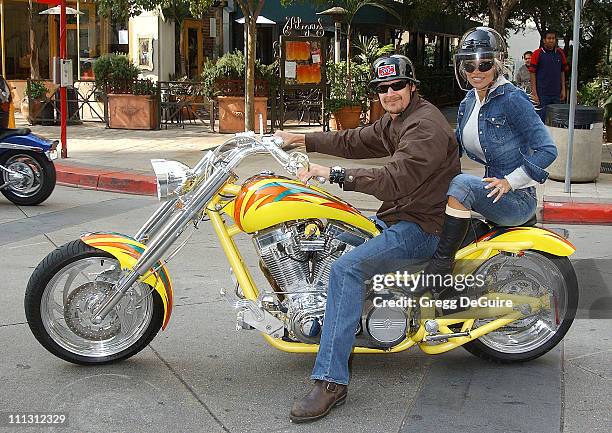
[456,83,557,183]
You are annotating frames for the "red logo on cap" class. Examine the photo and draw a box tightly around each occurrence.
[377,64,397,78]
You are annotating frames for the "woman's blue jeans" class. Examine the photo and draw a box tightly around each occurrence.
[311,219,439,385]
[447,173,537,226]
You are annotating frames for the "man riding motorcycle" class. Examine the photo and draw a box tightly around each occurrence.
[276,54,461,423]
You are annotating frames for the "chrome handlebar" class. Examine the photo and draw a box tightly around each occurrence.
[194,132,325,184]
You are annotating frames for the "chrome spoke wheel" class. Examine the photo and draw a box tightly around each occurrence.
[2,154,43,197]
[472,251,569,354]
[40,256,155,358]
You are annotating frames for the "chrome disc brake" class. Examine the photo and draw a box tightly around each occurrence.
[64,282,121,341]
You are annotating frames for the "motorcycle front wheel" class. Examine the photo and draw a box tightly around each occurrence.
[462,251,578,363]
[0,150,56,205]
[25,240,164,365]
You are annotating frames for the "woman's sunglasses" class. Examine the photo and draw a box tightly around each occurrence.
[462,60,494,73]
[375,80,409,94]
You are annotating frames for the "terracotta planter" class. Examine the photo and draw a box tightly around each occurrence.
[218,96,268,133]
[108,94,158,130]
[23,99,53,125]
[368,99,385,124]
[331,105,362,130]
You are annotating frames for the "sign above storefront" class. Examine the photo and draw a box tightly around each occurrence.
[282,16,324,38]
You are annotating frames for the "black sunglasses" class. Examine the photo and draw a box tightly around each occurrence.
[462,60,495,73]
[375,80,409,94]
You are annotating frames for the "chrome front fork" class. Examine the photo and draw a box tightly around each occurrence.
[91,168,231,324]
[91,140,293,324]
[134,200,177,243]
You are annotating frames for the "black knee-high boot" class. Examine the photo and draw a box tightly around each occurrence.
[413,213,471,297]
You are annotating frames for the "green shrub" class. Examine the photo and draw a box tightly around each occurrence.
[604,94,612,121]
[93,53,141,93]
[325,60,370,114]
[27,81,48,100]
[198,51,278,98]
[578,63,611,114]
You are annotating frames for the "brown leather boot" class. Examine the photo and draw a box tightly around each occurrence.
[290,380,348,423]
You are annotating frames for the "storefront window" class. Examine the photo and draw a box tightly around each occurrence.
[1,0,49,79]
[1,0,126,81]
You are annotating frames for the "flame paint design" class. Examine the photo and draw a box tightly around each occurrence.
[234,175,360,229]
[81,233,173,329]
[477,226,575,249]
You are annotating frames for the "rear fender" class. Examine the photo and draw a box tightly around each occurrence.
[458,226,576,261]
[1,133,56,151]
[81,233,173,329]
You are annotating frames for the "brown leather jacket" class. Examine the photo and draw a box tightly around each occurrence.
[305,95,460,235]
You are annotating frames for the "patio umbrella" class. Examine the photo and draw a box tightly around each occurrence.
[39,6,83,15]
[235,16,276,25]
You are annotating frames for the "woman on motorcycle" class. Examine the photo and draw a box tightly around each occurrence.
[420,27,558,294]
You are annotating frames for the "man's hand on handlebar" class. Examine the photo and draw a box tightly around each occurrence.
[274,131,306,151]
[297,163,329,184]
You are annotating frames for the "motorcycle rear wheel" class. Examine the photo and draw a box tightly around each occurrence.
[25,240,164,365]
[0,150,56,205]
[462,251,578,363]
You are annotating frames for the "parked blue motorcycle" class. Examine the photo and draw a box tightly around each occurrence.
[0,128,57,205]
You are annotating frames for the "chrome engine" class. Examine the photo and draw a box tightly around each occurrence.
[252,220,416,348]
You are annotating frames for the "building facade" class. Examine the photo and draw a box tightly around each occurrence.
[1,0,477,106]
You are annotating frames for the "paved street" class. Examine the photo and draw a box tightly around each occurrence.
[1,185,610,433]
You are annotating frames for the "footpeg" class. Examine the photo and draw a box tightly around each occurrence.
[220,289,284,338]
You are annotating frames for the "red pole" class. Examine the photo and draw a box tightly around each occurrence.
[59,0,67,158]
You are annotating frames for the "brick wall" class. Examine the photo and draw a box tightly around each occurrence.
[201,9,223,59]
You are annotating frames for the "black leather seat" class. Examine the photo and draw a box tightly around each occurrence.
[0,128,32,142]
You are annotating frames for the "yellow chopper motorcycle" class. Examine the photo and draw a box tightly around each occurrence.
[25,133,578,364]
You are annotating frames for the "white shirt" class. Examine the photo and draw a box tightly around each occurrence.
[461,76,537,190]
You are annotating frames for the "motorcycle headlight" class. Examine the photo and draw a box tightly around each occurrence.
[151,159,191,201]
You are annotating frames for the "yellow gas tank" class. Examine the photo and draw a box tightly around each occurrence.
[233,175,378,235]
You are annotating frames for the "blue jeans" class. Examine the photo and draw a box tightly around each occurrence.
[447,173,537,226]
[311,219,439,385]
[537,94,560,122]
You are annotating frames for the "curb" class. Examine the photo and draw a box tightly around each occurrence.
[542,201,612,224]
[55,163,156,196]
[55,163,612,224]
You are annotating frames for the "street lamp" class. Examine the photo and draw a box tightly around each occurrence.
[317,6,347,64]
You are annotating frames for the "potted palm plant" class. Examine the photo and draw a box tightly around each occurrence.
[326,60,369,130]
[354,35,394,123]
[94,53,158,130]
[323,1,397,129]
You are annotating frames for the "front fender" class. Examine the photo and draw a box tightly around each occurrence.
[459,226,576,261]
[81,233,173,329]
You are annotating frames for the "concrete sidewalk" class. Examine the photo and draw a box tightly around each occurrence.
[15,111,612,224]
[2,187,610,433]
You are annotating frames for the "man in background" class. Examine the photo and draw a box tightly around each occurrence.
[529,30,569,121]
[514,50,532,90]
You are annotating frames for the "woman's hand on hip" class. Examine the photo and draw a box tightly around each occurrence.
[483,177,511,203]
